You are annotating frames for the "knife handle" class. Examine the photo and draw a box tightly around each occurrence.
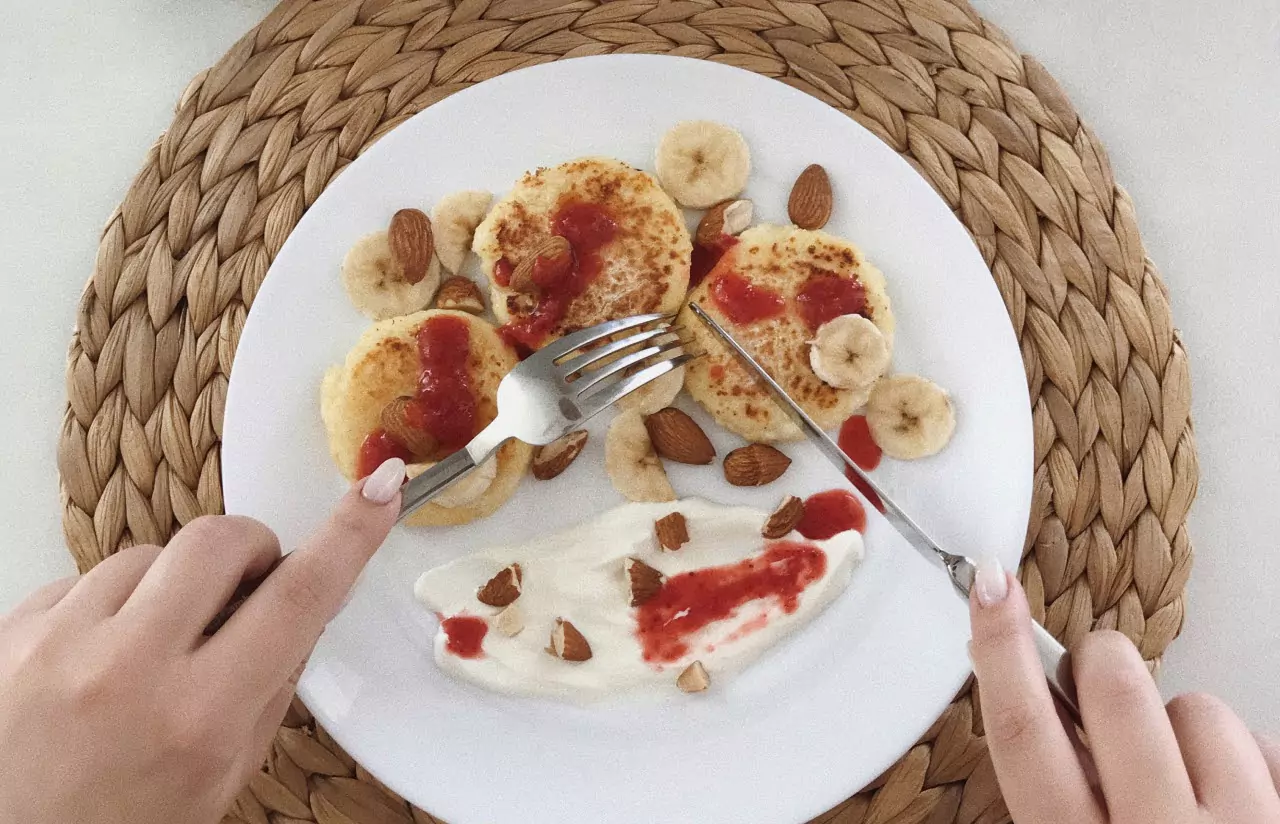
[397,448,475,522]
[1031,620,1080,723]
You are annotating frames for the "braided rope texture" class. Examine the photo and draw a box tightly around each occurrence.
[56,0,1198,822]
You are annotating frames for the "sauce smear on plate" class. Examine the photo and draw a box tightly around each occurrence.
[838,415,885,511]
[636,541,827,663]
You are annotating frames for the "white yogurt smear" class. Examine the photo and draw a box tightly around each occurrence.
[413,498,862,699]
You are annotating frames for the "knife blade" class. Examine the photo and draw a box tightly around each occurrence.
[688,301,1080,719]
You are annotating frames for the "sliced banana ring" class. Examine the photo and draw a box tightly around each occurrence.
[406,455,498,508]
[341,231,441,320]
[432,190,492,275]
[865,374,956,460]
[809,314,891,390]
[654,120,751,209]
[605,410,676,502]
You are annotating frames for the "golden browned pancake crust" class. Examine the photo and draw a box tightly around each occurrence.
[320,309,531,526]
[476,157,691,343]
[680,225,895,442]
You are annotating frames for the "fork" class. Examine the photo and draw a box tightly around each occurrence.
[398,313,693,521]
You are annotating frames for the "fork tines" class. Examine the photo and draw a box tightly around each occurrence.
[552,314,699,416]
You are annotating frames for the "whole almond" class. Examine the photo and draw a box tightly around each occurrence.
[380,396,438,460]
[643,407,715,465]
[509,236,573,294]
[787,165,833,230]
[625,557,665,606]
[532,430,589,480]
[762,495,805,538]
[677,661,711,693]
[388,208,434,284]
[435,276,484,314]
[477,563,522,607]
[655,511,689,551]
[723,443,792,486]
[695,199,753,245]
[550,618,592,662]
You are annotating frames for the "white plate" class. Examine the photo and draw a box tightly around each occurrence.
[223,55,1031,824]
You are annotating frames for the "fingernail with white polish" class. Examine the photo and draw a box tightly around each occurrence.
[974,554,1009,606]
[362,458,406,504]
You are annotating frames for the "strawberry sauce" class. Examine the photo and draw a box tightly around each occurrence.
[441,615,488,659]
[710,271,785,325]
[690,235,738,288]
[838,415,885,511]
[796,490,867,540]
[355,315,478,477]
[796,272,867,331]
[839,415,882,471]
[498,200,617,352]
[635,541,828,663]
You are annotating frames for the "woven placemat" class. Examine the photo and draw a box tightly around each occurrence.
[57,1,1198,822]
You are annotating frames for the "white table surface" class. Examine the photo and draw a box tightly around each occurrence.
[1,0,1276,731]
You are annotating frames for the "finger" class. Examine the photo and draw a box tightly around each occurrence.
[1074,631,1197,820]
[118,516,281,643]
[968,559,1104,824]
[54,545,163,618]
[1166,693,1280,817]
[1256,733,1280,793]
[203,460,402,706]
[0,575,79,627]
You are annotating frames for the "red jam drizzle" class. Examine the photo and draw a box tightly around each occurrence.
[414,315,476,451]
[838,415,882,471]
[356,430,413,479]
[498,201,617,352]
[355,315,478,477]
[795,272,867,331]
[709,271,785,325]
[838,415,885,511]
[796,489,867,540]
[441,615,488,659]
[492,258,514,288]
[635,541,828,663]
[690,235,739,288]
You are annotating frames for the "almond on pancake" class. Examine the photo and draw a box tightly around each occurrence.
[321,309,531,526]
[678,224,895,443]
[474,157,691,351]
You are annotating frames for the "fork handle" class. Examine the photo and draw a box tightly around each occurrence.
[396,449,476,522]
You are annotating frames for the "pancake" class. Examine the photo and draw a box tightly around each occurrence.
[474,157,691,351]
[321,309,531,526]
[679,225,895,443]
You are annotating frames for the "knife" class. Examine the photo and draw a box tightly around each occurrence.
[688,302,1079,720]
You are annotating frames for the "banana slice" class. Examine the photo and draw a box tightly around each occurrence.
[616,366,685,415]
[605,411,676,502]
[809,314,891,390]
[341,231,441,320]
[432,190,492,275]
[654,121,751,208]
[406,455,498,508]
[865,375,956,460]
